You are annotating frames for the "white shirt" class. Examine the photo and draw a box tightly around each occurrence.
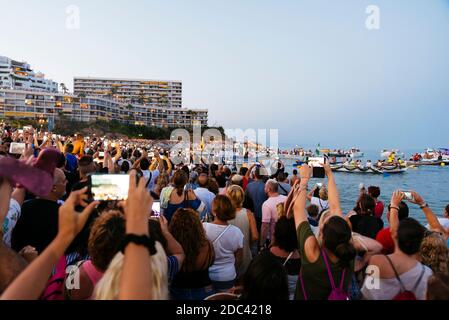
[203,223,244,282]
[194,187,215,215]
[2,199,21,248]
[361,262,432,300]
[426,217,449,230]
[262,195,287,240]
[311,196,329,213]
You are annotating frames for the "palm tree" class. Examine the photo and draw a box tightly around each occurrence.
[60,83,68,94]
[125,104,133,116]
[110,86,118,98]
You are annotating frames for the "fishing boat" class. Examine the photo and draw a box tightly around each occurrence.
[406,159,449,166]
[330,164,407,174]
[381,149,405,159]
[347,148,364,159]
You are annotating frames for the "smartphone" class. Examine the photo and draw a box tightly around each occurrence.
[308,157,326,178]
[88,174,130,201]
[151,201,161,217]
[403,191,414,202]
[99,152,105,159]
[9,142,26,155]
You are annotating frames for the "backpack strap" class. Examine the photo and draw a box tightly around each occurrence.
[278,183,288,195]
[321,250,337,289]
[283,252,294,266]
[145,171,153,189]
[212,225,232,245]
[411,264,426,292]
[321,249,347,290]
[385,255,407,292]
[298,269,308,301]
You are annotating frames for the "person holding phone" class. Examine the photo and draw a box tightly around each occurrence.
[307,184,329,216]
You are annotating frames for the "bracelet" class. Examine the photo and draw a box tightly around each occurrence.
[390,206,400,212]
[120,234,157,255]
[420,203,429,209]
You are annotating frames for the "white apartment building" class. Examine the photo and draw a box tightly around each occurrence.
[0,56,58,93]
[74,77,182,108]
[0,89,208,128]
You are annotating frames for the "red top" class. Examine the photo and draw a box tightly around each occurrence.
[374,200,384,219]
[376,227,395,255]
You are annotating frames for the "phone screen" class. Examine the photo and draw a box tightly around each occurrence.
[308,157,325,167]
[99,152,105,158]
[403,192,414,201]
[152,201,161,217]
[90,174,130,201]
[9,142,26,155]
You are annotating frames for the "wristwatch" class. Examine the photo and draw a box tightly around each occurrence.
[419,203,429,209]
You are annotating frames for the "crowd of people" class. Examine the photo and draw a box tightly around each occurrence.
[0,123,448,300]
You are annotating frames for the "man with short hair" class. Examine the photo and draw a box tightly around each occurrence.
[259,179,286,250]
[277,172,291,196]
[245,167,268,232]
[194,173,215,217]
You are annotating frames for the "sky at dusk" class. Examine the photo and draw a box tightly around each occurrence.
[1,0,448,150]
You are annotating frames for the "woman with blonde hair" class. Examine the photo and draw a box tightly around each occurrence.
[420,232,449,274]
[227,185,259,280]
[94,241,168,300]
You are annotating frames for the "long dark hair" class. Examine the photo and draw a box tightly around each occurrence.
[354,194,376,216]
[322,216,356,267]
[241,251,289,300]
[173,170,188,196]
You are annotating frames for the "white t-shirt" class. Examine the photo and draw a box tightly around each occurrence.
[262,195,287,240]
[203,223,244,282]
[361,262,433,300]
[311,196,329,213]
[426,217,449,230]
[194,187,215,215]
[2,199,21,248]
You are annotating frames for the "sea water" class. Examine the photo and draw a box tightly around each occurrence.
[281,149,449,225]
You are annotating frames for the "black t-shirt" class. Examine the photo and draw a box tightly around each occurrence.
[11,199,60,254]
[349,215,384,239]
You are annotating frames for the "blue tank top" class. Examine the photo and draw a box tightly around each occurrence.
[165,198,201,223]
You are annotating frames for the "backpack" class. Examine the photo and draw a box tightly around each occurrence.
[385,255,425,300]
[299,250,349,300]
[41,255,67,300]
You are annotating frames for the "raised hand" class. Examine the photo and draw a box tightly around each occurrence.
[124,171,153,235]
[410,191,425,206]
[299,164,312,181]
[390,190,404,208]
[56,187,99,246]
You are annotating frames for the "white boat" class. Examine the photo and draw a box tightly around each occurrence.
[381,149,405,159]
[347,148,364,159]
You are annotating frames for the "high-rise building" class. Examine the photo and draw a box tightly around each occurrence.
[74,77,182,108]
[0,89,208,128]
[0,56,58,93]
